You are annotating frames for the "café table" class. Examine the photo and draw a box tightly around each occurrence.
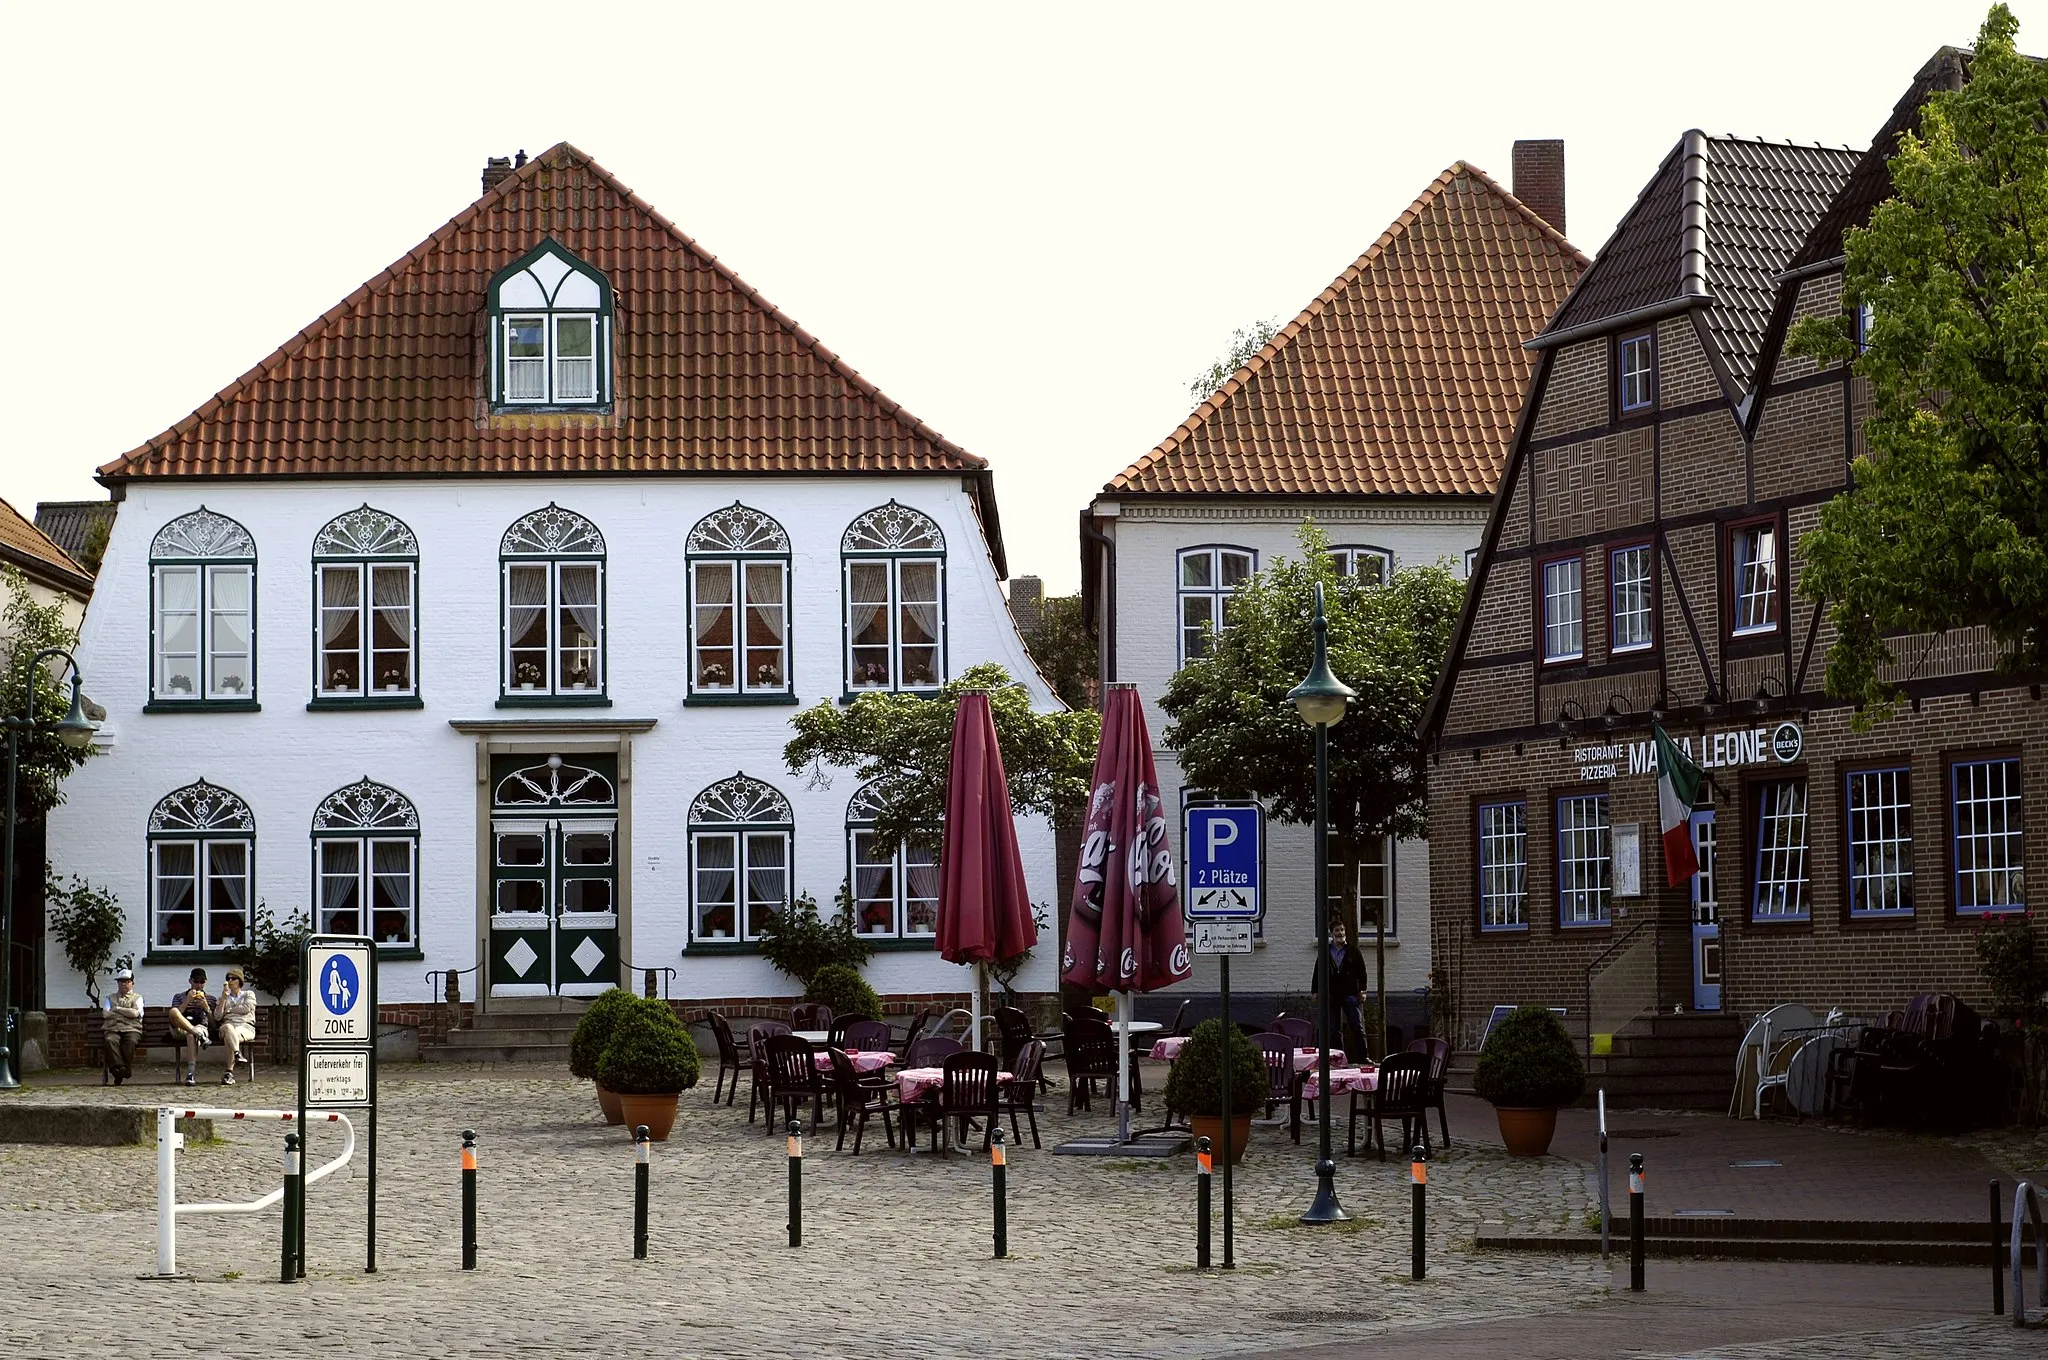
[895,1065,1013,1154]
[811,1049,895,1075]
[793,1030,832,1044]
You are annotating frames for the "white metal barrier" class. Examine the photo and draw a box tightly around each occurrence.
[2013,1181,2045,1328]
[151,1106,355,1278]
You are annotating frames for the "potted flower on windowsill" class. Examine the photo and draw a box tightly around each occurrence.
[700,662,730,689]
[569,987,640,1126]
[593,996,702,1141]
[754,663,781,688]
[514,662,543,690]
[1161,1018,1267,1165]
[1472,1005,1586,1156]
[701,906,735,940]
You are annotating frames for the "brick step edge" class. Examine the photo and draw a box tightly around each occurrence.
[420,1046,569,1064]
[1636,1216,2001,1243]
[1474,1225,2035,1265]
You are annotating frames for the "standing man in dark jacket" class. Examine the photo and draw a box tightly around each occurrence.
[1310,921,1373,1059]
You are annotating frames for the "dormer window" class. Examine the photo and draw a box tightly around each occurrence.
[487,239,612,411]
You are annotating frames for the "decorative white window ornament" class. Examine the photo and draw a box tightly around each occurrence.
[312,778,421,832]
[843,502,946,692]
[494,755,617,808]
[314,506,419,699]
[151,508,258,705]
[688,503,791,696]
[500,506,606,697]
[488,239,612,409]
[148,779,255,834]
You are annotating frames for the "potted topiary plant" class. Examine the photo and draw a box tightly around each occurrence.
[1472,1005,1586,1156]
[594,997,703,1141]
[1161,1018,1267,1165]
[570,987,641,1125]
[805,962,883,1022]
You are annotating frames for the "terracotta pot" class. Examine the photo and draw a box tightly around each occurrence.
[596,1084,625,1126]
[1493,1105,1559,1157]
[618,1091,681,1142]
[1188,1114,1253,1165]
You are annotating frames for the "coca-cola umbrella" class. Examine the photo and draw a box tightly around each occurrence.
[937,690,1038,1053]
[1062,682,1191,1142]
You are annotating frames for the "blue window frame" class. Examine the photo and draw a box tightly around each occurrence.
[1556,793,1610,927]
[1478,801,1528,931]
[1750,778,1810,922]
[1951,756,2023,915]
[1540,555,1583,663]
[1619,331,1655,412]
[1845,765,1913,919]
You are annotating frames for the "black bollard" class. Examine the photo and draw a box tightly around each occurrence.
[1196,1136,1213,1269]
[280,1133,301,1285]
[1991,1179,2005,1316]
[634,1125,651,1261]
[461,1129,478,1271]
[787,1120,803,1248]
[992,1127,1008,1259]
[1411,1143,1428,1281]
[1628,1152,1645,1292]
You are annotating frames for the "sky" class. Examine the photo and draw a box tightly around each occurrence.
[0,0,2020,593]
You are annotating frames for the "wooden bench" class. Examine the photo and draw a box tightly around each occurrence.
[90,1011,257,1086]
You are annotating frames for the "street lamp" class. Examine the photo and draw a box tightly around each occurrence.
[2,648,96,1090]
[1288,583,1354,1224]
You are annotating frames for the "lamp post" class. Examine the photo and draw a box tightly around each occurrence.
[1288,583,1354,1224]
[1,647,96,1090]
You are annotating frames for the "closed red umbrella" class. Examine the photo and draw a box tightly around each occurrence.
[937,691,1037,1047]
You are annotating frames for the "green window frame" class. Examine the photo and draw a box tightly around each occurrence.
[499,504,607,705]
[685,502,794,702]
[842,501,946,696]
[845,783,938,940]
[485,238,614,412]
[148,507,258,711]
[688,774,794,944]
[146,779,255,956]
[311,778,421,951]
[311,506,420,707]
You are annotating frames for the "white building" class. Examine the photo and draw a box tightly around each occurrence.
[44,145,1058,1027]
[1079,149,1586,1038]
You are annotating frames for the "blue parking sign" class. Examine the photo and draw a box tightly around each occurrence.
[1184,804,1262,920]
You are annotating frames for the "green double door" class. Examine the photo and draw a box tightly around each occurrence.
[490,816,619,997]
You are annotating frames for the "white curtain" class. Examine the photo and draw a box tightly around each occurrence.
[322,567,359,645]
[560,565,602,683]
[210,842,249,945]
[322,841,359,930]
[372,840,413,942]
[899,561,940,642]
[507,565,547,657]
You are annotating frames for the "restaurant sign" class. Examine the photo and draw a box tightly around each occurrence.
[1574,721,1804,782]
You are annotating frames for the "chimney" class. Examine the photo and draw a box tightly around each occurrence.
[1512,139,1566,236]
[481,156,514,196]
[1007,575,1045,635]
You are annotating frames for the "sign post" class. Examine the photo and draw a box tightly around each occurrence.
[300,935,377,1275]
[1185,803,1264,1272]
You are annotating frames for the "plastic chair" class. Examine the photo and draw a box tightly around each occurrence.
[840,1019,892,1054]
[745,1020,792,1123]
[825,1047,897,1153]
[908,1035,963,1069]
[1405,1036,1452,1145]
[1062,1015,1119,1114]
[994,1006,1034,1072]
[790,1002,833,1031]
[708,1012,743,1106]
[935,1052,1000,1152]
[999,1040,1045,1148]
[1269,1015,1315,1046]
[1353,1053,1429,1159]
[763,1035,824,1135]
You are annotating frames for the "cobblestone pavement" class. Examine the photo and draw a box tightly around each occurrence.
[3,1064,1605,1359]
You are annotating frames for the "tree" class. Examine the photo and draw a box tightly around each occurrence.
[1788,6,2048,714]
[234,902,310,1063]
[45,871,128,1008]
[1019,593,1096,710]
[783,662,1099,854]
[1188,318,1278,405]
[1160,522,1465,940]
[1,566,96,819]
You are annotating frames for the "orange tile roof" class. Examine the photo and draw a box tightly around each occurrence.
[0,496,93,593]
[99,143,987,486]
[1106,164,1587,498]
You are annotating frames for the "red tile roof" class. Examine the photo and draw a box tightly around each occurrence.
[1106,164,1587,499]
[0,496,94,594]
[99,143,988,486]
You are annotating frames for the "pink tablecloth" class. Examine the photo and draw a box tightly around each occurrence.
[811,1050,895,1074]
[896,1067,1013,1103]
[1300,1066,1379,1100]
[1148,1038,1325,1074]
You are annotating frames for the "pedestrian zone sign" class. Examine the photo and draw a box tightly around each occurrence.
[1184,804,1262,920]
[308,941,372,1045]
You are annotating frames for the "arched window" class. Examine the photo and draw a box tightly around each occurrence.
[1176,544,1254,665]
[689,774,793,943]
[150,508,257,706]
[686,503,791,699]
[1327,544,1394,586]
[500,505,606,700]
[147,780,254,951]
[846,783,938,940]
[842,502,945,693]
[313,506,419,702]
[312,779,420,947]
[486,239,613,410]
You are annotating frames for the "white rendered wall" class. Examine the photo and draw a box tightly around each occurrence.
[44,475,1060,1007]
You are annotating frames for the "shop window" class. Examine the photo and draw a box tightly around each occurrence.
[1556,793,1610,926]
[1845,766,1913,918]
[1751,778,1810,921]
[1952,756,2024,914]
[1478,801,1527,931]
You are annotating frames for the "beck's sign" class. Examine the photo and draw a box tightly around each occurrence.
[1575,720,1804,782]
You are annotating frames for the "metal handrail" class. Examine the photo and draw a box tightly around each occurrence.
[423,962,480,1031]
[1582,918,1655,1056]
[2015,1181,2045,1328]
[620,961,676,1001]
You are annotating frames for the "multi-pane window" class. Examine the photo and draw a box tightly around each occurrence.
[147,780,254,951]
[1731,521,1779,635]
[1179,546,1254,664]
[847,784,939,939]
[1619,331,1655,412]
[1953,757,2024,914]
[690,775,794,942]
[1610,543,1653,653]
[1329,833,1396,937]
[150,508,257,704]
[311,779,420,947]
[1557,793,1611,926]
[1328,546,1393,585]
[686,504,791,697]
[500,505,606,697]
[489,241,610,410]
[1542,556,1583,662]
[1751,778,1811,921]
[1478,801,1528,930]
[313,507,418,699]
[1845,766,1913,918]
[844,503,946,691]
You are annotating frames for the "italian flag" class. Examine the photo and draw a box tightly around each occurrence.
[1655,724,1703,885]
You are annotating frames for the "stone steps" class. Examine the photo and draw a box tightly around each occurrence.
[420,997,588,1064]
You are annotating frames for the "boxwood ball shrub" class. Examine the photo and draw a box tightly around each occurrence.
[569,987,641,1082]
[1472,1005,1586,1109]
[804,963,883,1022]
[1162,1018,1268,1118]
[595,998,703,1095]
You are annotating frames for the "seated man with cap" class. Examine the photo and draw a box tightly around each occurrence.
[165,967,215,1086]
[102,967,145,1086]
